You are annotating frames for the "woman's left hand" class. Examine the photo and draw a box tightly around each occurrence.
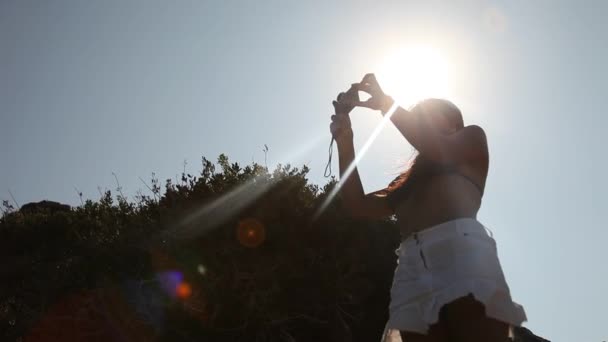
[348,73,394,114]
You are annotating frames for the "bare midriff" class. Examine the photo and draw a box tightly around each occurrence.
[394,173,484,241]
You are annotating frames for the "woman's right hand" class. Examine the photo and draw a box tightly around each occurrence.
[330,113,353,143]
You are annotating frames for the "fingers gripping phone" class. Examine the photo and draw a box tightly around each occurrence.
[325,85,360,177]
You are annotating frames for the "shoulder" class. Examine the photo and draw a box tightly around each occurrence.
[453,125,488,152]
[460,125,487,143]
[438,125,488,164]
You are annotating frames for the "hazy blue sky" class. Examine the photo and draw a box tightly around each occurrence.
[1,1,606,340]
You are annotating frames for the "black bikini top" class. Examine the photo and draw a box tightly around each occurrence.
[385,158,484,210]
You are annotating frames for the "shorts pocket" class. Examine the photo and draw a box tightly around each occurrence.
[422,234,497,272]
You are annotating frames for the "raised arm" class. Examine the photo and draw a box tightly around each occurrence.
[330,94,393,220]
[334,130,393,219]
[388,106,488,164]
[350,73,488,165]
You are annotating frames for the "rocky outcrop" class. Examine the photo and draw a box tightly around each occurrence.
[513,326,550,341]
[19,200,71,214]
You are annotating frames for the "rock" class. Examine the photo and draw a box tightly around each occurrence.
[19,200,71,214]
[512,326,550,342]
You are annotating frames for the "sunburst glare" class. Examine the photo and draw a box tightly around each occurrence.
[375,45,451,108]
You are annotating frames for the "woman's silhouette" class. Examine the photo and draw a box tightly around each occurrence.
[330,74,526,341]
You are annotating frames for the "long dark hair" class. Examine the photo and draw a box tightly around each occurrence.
[385,98,463,195]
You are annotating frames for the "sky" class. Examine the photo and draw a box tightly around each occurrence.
[1,1,606,340]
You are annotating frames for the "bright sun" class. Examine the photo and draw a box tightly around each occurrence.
[375,46,451,109]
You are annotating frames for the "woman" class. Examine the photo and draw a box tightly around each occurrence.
[330,74,526,341]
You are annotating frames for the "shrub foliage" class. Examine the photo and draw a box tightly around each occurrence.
[1,155,400,341]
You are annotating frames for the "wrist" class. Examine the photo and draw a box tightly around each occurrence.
[380,95,395,115]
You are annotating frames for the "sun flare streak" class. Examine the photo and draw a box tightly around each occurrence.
[313,103,399,220]
[166,136,324,240]
[167,177,275,240]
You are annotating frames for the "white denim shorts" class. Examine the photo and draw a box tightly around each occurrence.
[381,218,526,340]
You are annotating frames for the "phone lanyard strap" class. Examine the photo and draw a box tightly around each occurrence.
[324,137,335,177]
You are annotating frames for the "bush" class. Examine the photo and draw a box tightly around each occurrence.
[0,155,400,342]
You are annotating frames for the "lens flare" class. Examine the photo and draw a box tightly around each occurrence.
[197,264,207,275]
[158,270,184,298]
[237,217,266,248]
[176,282,192,299]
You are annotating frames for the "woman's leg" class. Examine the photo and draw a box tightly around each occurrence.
[442,294,511,342]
